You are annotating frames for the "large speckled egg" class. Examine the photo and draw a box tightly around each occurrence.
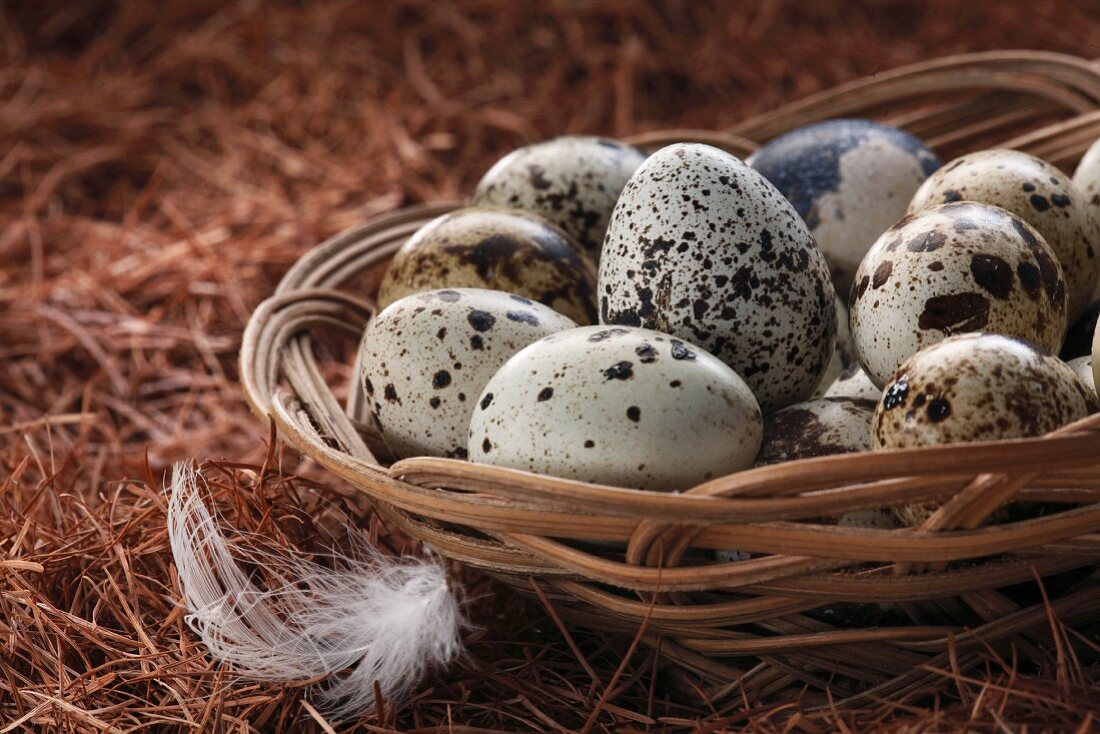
[823,362,881,402]
[469,326,762,491]
[1066,356,1096,400]
[472,136,647,260]
[872,333,1097,451]
[908,148,1100,321]
[360,288,576,459]
[756,396,875,466]
[751,119,942,296]
[850,202,1068,387]
[599,143,837,413]
[378,207,597,324]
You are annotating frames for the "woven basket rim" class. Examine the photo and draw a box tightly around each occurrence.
[239,50,1100,706]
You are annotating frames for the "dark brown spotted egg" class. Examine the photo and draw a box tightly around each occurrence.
[468,326,762,491]
[378,207,597,324]
[849,202,1068,388]
[1066,356,1096,401]
[599,143,837,413]
[360,288,576,459]
[472,136,647,260]
[750,119,942,296]
[822,362,881,402]
[909,148,1100,321]
[872,333,1097,451]
[756,396,876,466]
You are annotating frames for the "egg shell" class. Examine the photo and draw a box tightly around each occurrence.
[850,201,1068,388]
[1066,355,1096,401]
[714,549,751,562]
[1094,314,1100,391]
[1074,137,1100,271]
[823,362,881,402]
[908,148,1100,321]
[378,207,597,324]
[472,136,647,260]
[813,299,855,397]
[1061,300,1100,360]
[872,333,1097,451]
[837,509,900,530]
[813,349,845,399]
[360,288,576,459]
[469,325,763,491]
[755,396,876,466]
[751,119,941,296]
[835,298,855,364]
[599,143,837,413]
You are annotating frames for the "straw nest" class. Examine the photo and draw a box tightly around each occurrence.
[240,52,1100,708]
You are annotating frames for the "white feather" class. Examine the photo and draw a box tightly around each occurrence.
[167,463,465,719]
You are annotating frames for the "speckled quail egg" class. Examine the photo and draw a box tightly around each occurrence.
[472,136,648,260]
[1094,318,1100,390]
[378,207,597,324]
[1062,300,1100,360]
[1074,138,1100,246]
[822,362,881,402]
[814,350,845,400]
[751,119,942,296]
[360,288,576,459]
[599,143,837,413]
[1066,356,1096,400]
[850,201,1068,388]
[909,148,1100,321]
[469,325,762,491]
[872,333,1097,452]
[756,396,875,466]
[837,508,900,530]
[813,299,855,396]
[835,298,854,362]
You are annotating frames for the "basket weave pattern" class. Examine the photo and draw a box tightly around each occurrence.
[241,52,1100,706]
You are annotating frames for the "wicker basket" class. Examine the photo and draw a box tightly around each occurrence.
[240,52,1100,708]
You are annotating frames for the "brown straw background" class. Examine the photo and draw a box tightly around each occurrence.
[4,1,1100,731]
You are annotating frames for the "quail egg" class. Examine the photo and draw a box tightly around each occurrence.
[1061,300,1100,360]
[1066,355,1096,400]
[360,288,576,459]
[469,325,762,491]
[472,136,647,260]
[1075,137,1100,221]
[813,299,856,396]
[850,202,1068,387]
[909,148,1100,320]
[1094,318,1100,391]
[837,508,900,530]
[756,396,875,466]
[823,362,881,402]
[751,119,941,295]
[378,207,597,324]
[599,143,837,413]
[872,333,1097,451]
[814,349,845,399]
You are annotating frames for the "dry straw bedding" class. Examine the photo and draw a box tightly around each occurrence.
[2,1,1100,731]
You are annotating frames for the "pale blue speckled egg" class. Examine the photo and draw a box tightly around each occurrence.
[751,119,942,297]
